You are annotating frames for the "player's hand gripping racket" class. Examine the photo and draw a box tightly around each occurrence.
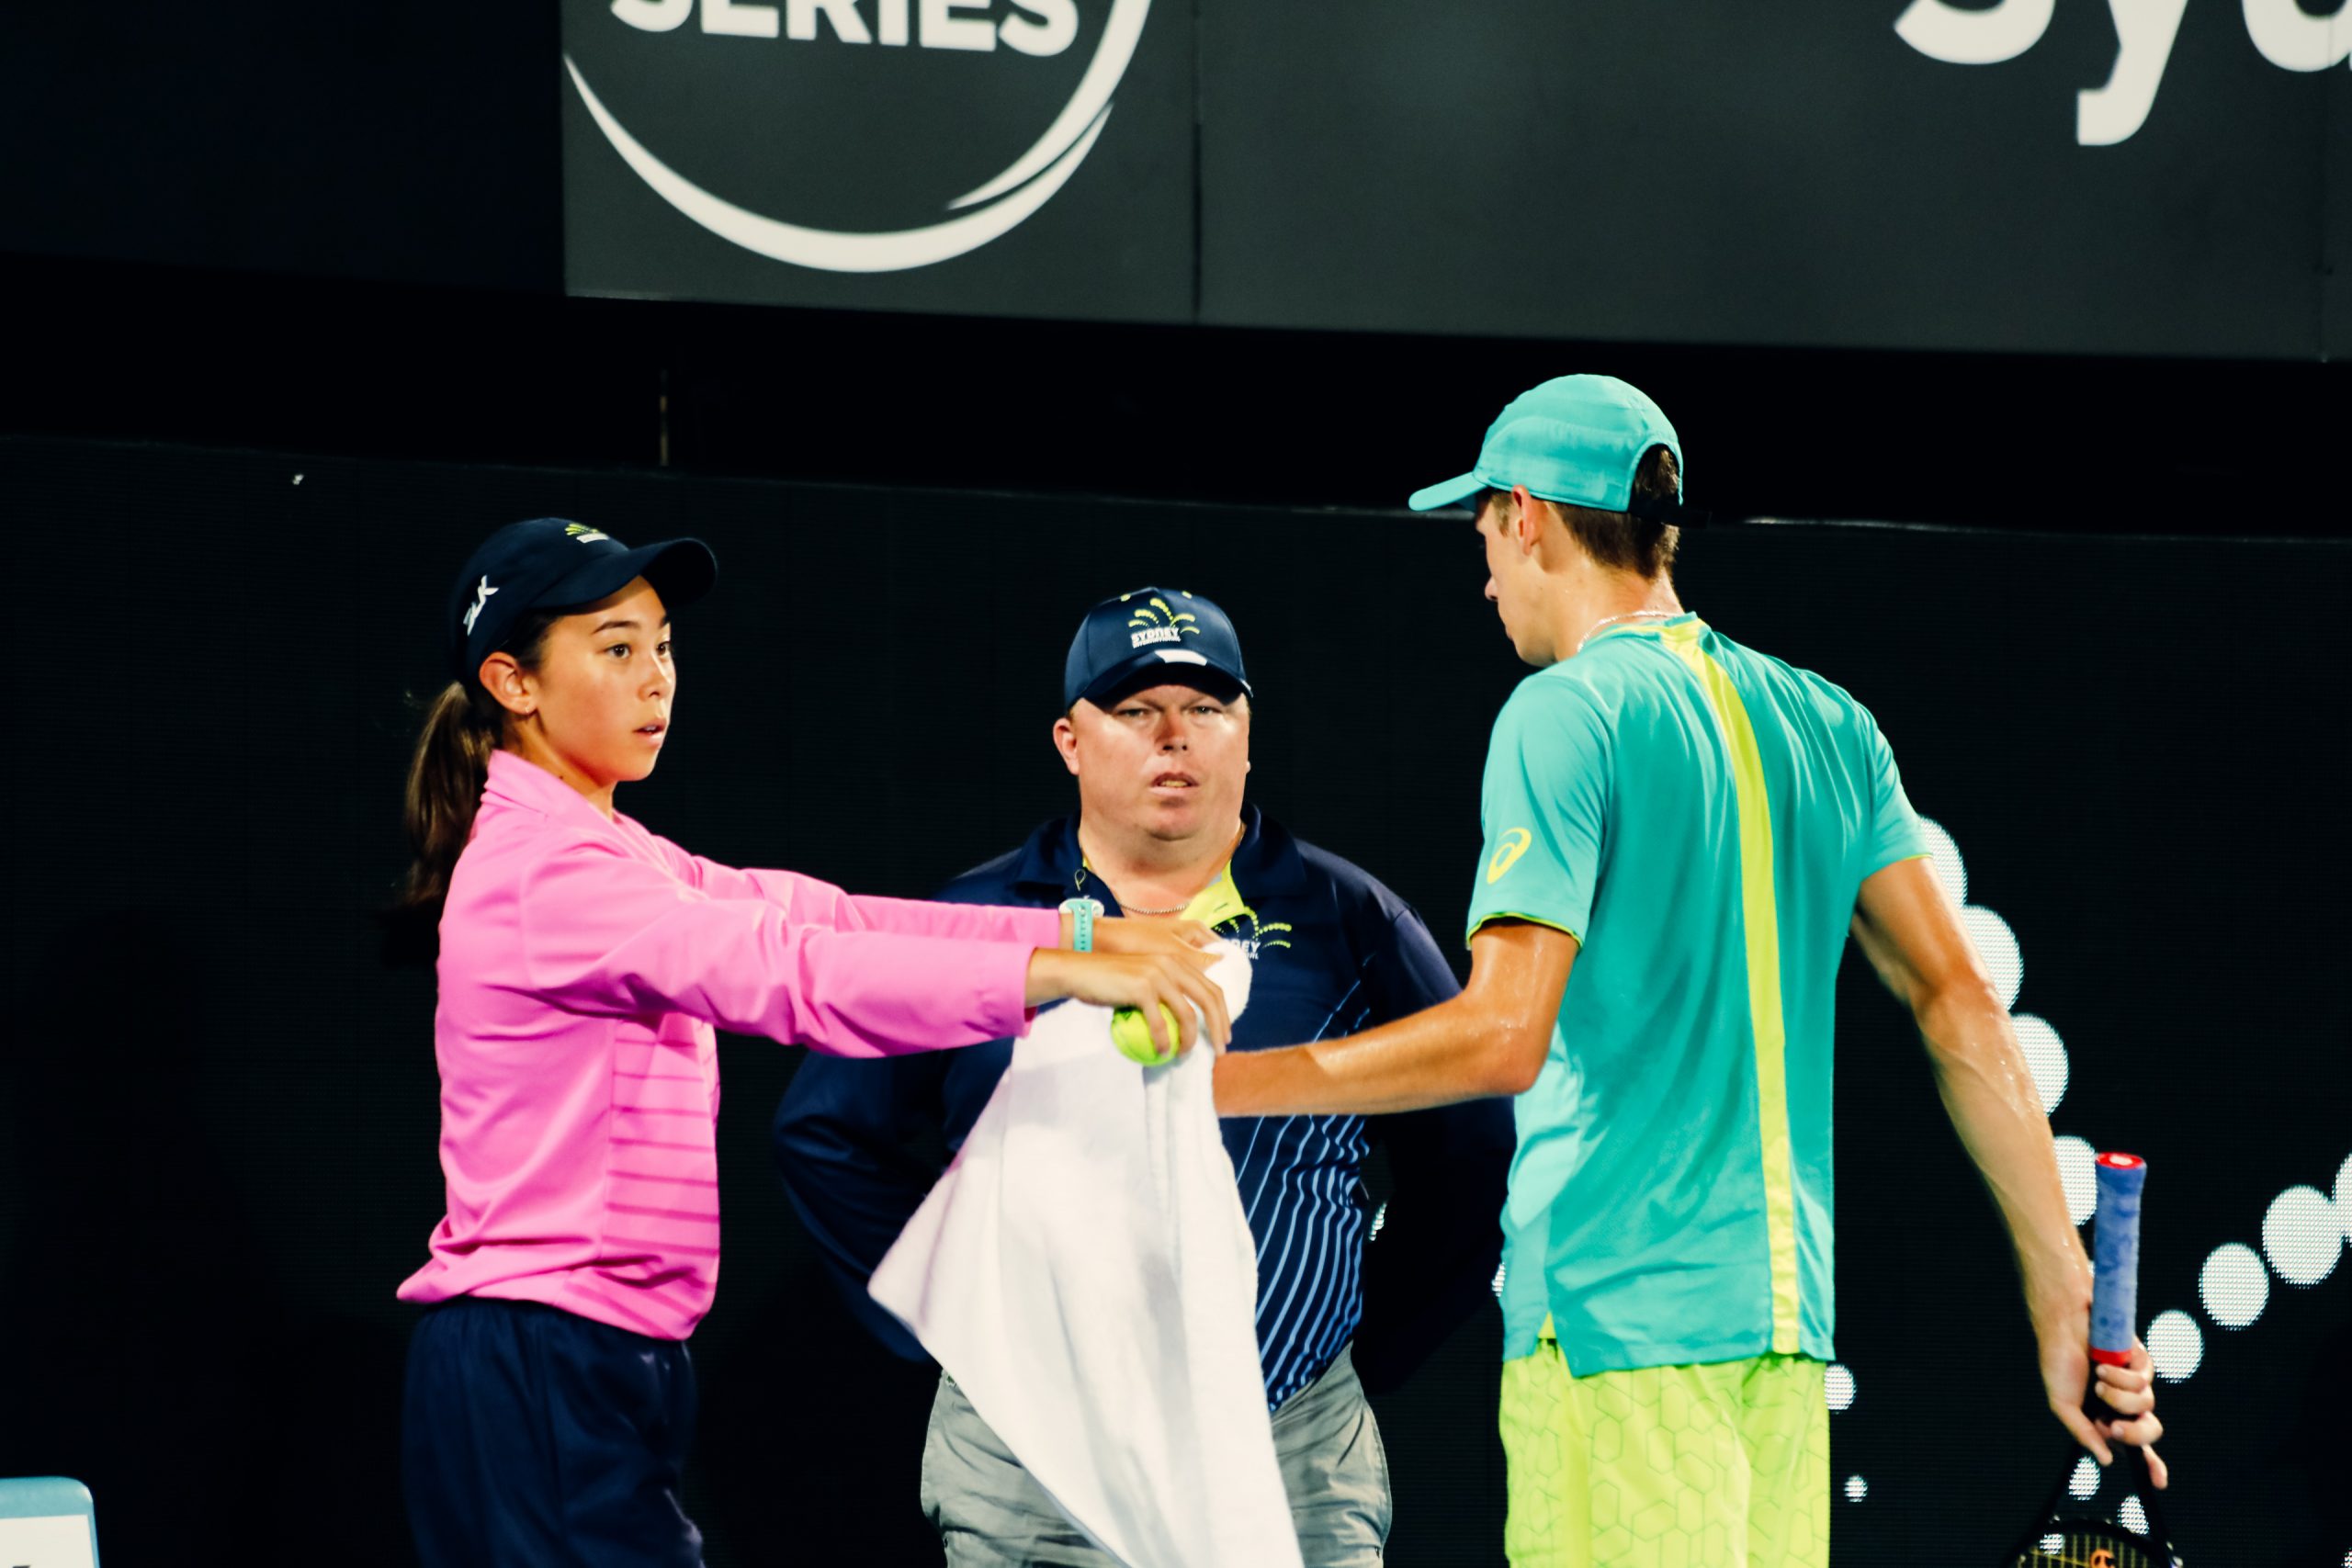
[2004,1152,2182,1567]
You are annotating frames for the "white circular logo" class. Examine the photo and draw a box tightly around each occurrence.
[565,0,1151,274]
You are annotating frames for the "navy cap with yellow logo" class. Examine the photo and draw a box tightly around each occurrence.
[447,517,717,684]
[1063,587,1252,711]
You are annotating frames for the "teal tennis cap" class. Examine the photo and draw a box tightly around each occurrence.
[1407,374,1683,513]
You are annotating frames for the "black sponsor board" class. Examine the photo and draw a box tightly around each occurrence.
[563,0,2346,356]
[1197,0,2345,357]
[560,0,1195,320]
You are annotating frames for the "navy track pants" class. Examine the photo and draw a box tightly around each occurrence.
[402,1298,704,1568]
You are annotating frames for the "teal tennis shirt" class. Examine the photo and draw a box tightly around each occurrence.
[1470,615,1928,1373]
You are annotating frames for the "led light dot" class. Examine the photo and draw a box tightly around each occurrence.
[1960,906,2023,1010]
[1843,1474,1868,1503]
[1917,818,1968,907]
[1824,1363,1855,1412]
[1491,1262,1507,1297]
[2145,1309,2202,1382]
[2011,1013,2068,1115]
[2119,1496,2149,1536]
[2039,1535,2064,1554]
[2261,1185,2340,1286]
[1369,1201,1388,1241]
[2199,1242,2268,1329]
[2335,1151,2352,1230]
[2054,1135,2098,1226]
[2067,1455,2098,1499]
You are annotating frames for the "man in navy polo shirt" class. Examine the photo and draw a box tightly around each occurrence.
[775,587,1514,1568]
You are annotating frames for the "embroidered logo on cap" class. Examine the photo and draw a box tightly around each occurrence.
[463,576,500,635]
[564,524,612,544]
[1125,594,1199,649]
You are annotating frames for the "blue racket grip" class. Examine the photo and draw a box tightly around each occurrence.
[2088,1152,2146,1368]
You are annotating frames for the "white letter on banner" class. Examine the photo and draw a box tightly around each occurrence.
[703,0,780,37]
[1001,0,1079,56]
[612,0,693,30]
[922,0,996,51]
[2077,0,2190,144]
[1894,0,2055,63]
[2243,0,2352,70]
[789,0,873,42]
[877,0,909,44]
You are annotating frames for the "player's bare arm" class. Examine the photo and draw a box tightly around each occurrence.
[1213,920,1577,1118]
[1851,856,2166,1486]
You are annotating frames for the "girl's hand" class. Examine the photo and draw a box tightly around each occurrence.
[1024,946,1233,1055]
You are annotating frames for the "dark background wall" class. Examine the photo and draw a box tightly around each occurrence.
[2,2,2347,1562]
[0,435,2345,1565]
[2,3,2346,538]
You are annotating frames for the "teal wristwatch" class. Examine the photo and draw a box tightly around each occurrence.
[1058,897,1105,953]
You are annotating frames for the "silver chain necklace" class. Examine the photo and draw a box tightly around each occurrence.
[1083,822,1244,916]
[1577,608,1682,654]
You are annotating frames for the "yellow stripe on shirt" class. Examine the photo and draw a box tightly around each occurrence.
[1657,621,1802,1355]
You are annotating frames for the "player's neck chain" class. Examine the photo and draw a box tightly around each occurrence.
[1577,608,1683,654]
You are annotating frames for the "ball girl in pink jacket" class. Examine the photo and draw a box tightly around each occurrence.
[394,519,1228,1568]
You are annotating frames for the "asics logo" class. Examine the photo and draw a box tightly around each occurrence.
[1486,828,1532,886]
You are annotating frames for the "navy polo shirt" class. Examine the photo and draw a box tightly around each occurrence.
[774,807,1515,1408]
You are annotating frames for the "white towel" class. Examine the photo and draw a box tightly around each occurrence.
[870,943,1301,1568]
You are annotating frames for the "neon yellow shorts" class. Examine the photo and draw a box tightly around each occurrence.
[1498,1332,1828,1568]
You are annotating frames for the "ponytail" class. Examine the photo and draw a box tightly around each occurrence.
[399,682,503,914]
[397,609,559,920]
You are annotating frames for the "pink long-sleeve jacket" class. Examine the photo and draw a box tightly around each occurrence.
[397,750,1059,1340]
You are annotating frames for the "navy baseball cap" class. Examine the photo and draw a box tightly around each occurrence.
[1407,374,1684,513]
[447,518,717,683]
[1063,588,1252,711]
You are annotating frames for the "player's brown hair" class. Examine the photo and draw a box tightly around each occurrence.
[397,611,559,918]
[1485,444,1684,580]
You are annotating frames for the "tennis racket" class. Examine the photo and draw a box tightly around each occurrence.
[2003,1151,2183,1568]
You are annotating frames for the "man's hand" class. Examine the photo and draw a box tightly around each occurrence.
[2090,1345,2167,1487]
[2036,1292,2170,1489]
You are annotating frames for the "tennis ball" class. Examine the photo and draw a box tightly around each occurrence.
[1110,1004,1183,1066]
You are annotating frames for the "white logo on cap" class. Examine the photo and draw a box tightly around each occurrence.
[463,576,499,635]
[1130,626,1183,648]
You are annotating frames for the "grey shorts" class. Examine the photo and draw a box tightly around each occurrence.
[921,1344,1393,1567]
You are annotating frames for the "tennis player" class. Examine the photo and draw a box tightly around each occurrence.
[393,520,1227,1568]
[1211,378,2164,1566]
[775,588,1515,1567]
